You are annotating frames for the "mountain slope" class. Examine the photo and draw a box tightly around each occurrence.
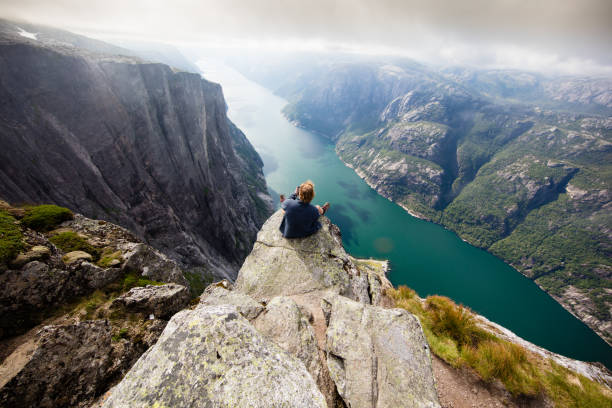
[229,56,612,344]
[0,21,272,280]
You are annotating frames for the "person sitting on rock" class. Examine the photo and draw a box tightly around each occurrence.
[279,180,330,238]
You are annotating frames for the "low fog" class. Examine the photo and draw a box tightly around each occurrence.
[1,0,611,75]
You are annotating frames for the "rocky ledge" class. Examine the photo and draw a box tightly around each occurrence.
[0,202,191,407]
[102,210,441,407]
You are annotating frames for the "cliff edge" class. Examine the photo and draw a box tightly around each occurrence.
[102,210,442,408]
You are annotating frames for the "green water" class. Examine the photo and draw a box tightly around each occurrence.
[199,60,612,369]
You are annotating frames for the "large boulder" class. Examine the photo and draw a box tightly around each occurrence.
[102,304,327,408]
[325,295,440,408]
[102,211,441,408]
[235,210,385,304]
[111,284,190,319]
[121,243,188,287]
[79,262,123,290]
[0,321,113,408]
[199,285,264,320]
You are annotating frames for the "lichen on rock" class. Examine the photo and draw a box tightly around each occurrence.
[102,304,327,408]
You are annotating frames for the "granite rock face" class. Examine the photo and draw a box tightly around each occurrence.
[120,243,188,286]
[326,295,440,408]
[109,212,438,408]
[235,210,388,305]
[253,296,323,388]
[0,20,271,280]
[102,304,327,408]
[198,285,264,320]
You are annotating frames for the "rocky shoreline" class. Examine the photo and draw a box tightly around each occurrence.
[334,147,612,348]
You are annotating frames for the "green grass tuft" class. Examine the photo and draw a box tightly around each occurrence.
[49,231,100,261]
[97,250,122,268]
[21,205,73,231]
[544,362,612,408]
[112,328,129,342]
[462,339,541,396]
[388,286,612,405]
[425,295,487,347]
[0,211,24,266]
[122,271,163,292]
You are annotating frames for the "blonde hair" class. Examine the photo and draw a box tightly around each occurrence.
[299,180,315,203]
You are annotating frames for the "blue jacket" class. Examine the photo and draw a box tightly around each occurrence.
[279,194,321,238]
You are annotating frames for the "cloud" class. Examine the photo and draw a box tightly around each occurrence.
[1,0,611,75]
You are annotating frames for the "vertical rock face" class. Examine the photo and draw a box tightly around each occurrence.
[326,295,440,408]
[0,23,271,279]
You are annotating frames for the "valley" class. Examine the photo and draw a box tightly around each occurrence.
[226,55,612,346]
[198,60,612,369]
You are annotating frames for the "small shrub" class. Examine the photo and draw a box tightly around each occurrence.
[49,231,100,261]
[0,211,24,266]
[21,204,73,231]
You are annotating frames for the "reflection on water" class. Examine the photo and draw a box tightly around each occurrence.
[198,59,612,369]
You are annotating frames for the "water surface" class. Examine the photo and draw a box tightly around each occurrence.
[198,60,612,368]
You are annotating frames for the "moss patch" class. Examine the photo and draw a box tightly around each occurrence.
[21,205,73,231]
[97,250,122,268]
[121,271,163,292]
[0,211,24,266]
[49,231,100,261]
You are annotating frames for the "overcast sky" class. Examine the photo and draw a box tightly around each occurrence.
[2,0,611,75]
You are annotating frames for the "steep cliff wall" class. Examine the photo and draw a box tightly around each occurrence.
[0,23,271,279]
